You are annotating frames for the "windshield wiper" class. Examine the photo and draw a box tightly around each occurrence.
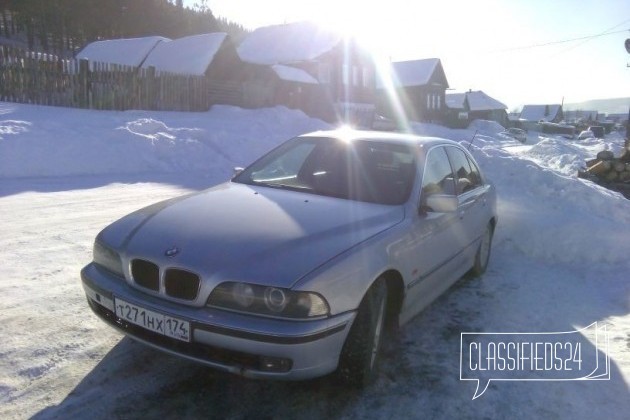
[252,181,312,192]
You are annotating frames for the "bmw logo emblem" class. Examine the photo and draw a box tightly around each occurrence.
[165,246,180,257]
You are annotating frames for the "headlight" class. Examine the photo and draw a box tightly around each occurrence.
[264,287,288,312]
[232,282,255,307]
[93,240,124,277]
[207,282,329,319]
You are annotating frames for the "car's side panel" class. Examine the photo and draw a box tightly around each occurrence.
[395,144,493,325]
[445,146,493,248]
[292,220,409,316]
[395,208,471,325]
[457,185,492,249]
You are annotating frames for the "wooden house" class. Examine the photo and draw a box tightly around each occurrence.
[78,33,244,107]
[141,33,244,106]
[519,104,564,131]
[140,33,241,80]
[376,58,449,124]
[445,90,508,128]
[237,21,376,125]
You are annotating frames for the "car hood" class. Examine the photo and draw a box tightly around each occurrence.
[100,182,405,289]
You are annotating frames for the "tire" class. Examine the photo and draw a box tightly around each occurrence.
[338,278,388,387]
[470,223,493,277]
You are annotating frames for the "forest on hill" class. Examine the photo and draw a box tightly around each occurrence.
[563,97,630,115]
[0,0,247,56]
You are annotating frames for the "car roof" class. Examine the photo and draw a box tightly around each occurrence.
[299,129,459,149]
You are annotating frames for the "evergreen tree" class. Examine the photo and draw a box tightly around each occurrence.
[0,0,249,55]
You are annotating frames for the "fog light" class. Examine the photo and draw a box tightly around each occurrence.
[259,356,292,372]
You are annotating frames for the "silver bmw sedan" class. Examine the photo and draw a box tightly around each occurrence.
[81,129,497,387]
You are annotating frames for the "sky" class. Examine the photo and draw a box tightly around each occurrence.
[184,0,630,111]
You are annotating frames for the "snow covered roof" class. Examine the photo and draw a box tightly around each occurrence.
[141,33,228,76]
[445,93,466,109]
[272,65,318,84]
[466,91,507,111]
[380,58,443,88]
[76,36,169,67]
[446,91,506,111]
[237,21,342,65]
[520,104,562,122]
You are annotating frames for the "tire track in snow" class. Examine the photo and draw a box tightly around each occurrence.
[0,179,194,419]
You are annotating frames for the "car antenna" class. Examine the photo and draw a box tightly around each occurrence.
[467,130,478,151]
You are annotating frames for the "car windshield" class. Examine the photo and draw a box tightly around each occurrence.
[233,137,417,205]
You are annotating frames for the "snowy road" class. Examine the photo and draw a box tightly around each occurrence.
[0,177,198,419]
[1,175,628,419]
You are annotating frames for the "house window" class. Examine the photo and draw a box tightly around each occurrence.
[437,95,441,109]
[427,94,437,110]
[318,63,331,84]
[362,68,371,88]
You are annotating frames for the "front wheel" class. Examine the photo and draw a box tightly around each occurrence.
[470,223,493,277]
[338,278,388,387]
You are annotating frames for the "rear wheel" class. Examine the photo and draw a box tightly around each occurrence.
[471,223,493,276]
[338,278,388,387]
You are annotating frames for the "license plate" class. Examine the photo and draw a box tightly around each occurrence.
[114,297,190,342]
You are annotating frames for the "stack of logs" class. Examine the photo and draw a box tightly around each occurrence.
[578,143,630,199]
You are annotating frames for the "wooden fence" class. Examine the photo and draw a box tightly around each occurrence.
[0,45,242,111]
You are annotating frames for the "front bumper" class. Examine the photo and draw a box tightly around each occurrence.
[81,263,355,380]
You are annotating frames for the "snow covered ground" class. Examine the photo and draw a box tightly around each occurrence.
[0,102,628,419]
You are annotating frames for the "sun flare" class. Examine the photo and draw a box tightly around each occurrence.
[305,3,392,59]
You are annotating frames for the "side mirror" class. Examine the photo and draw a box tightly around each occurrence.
[424,194,458,213]
[232,167,244,178]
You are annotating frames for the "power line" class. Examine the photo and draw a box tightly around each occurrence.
[492,28,628,53]
[553,18,630,56]
[489,19,630,54]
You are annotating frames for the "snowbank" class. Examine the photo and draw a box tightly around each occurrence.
[0,103,329,179]
[470,142,630,265]
[467,119,505,134]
